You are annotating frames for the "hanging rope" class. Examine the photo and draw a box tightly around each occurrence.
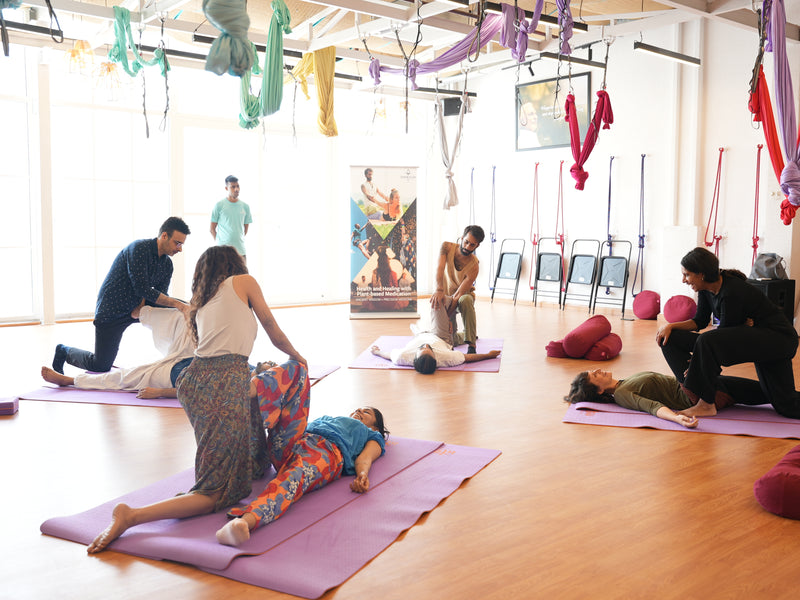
[604,155,615,294]
[528,161,540,290]
[488,165,498,290]
[0,0,19,58]
[469,167,476,225]
[631,154,647,296]
[704,147,725,256]
[752,144,763,267]
[556,160,566,292]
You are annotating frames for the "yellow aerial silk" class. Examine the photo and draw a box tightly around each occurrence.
[291,46,338,137]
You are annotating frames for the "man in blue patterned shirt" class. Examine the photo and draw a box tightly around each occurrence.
[52,217,191,374]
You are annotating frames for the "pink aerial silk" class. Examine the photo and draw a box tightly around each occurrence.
[565,90,614,190]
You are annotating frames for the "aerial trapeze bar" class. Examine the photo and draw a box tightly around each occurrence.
[704,148,725,257]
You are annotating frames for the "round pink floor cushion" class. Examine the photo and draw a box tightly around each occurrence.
[584,332,622,361]
[754,445,800,520]
[545,339,569,358]
[562,315,612,358]
[633,290,660,320]
[664,295,697,323]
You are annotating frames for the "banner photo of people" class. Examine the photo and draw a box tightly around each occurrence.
[350,166,418,318]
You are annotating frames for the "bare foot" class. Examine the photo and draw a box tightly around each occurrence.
[41,366,74,387]
[87,503,135,554]
[679,400,717,418]
[216,518,251,547]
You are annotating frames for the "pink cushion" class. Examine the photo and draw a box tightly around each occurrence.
[633,290,660,320]
[584,333,622,361]
[663,295,697,323]
[754,445,800,520]
[562,315,612,358]
[545,339,568,358]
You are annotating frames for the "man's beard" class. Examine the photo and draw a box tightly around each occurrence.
[459,245,473,256]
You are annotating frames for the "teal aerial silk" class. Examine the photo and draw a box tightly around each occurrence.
[203,0,253,76]
[109,6,169,78]
[238,0,293,129]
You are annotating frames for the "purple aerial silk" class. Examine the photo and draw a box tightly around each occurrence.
[556,0,573,55]
[766,0,800,206]
[500,1,544,62]
[370,2,542,88]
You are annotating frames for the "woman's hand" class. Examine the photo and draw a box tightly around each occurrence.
[655,323,674,346]
[350,472,370,493]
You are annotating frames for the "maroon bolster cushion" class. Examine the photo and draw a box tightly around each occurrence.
[584,333,622,361]
[562,315,612,358]
[633,290,660,320]
[754,445,800,520]
[545,339,569,358]
[663,295,697,323]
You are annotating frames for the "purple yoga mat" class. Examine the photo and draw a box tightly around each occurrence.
[41,438,499,598]
[350,336,503,372]
[19,365,340,408]
[564,402,800,439]
[203,444,501,598]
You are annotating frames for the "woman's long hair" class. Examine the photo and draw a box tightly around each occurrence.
[680,247,746,282]
[374,246,394,287]
[188,246,248,344]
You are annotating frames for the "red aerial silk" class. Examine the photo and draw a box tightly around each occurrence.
[748,66,795,224]
[565,90,613,190]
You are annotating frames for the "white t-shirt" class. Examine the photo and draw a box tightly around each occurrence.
[390,332,465,368]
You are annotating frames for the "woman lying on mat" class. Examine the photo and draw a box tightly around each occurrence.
[565,369,775,429]
[370,295,500,374]
[88,246,305,554]
[87,361,387,553]
[215,366,389,547]
[656,247,800,419]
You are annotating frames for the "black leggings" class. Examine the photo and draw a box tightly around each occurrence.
[661,326,800,419]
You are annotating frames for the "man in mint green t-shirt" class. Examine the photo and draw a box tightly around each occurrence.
[210,175,252,260]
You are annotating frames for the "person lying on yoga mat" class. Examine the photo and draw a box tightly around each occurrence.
[42,304,195,398]
[215,366,389,547]
[88,246,305,554]
[370,295,500,374]
[565,369,778,428]
[656,247,800,419]
[87,362,385,552]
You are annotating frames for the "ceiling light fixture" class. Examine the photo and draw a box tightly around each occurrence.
[633,41,700,67]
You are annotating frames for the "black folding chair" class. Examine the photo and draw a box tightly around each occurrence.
[591,239,633,319]
[562,239,600,311]
[491,238,526,305]
[532,237,564,307]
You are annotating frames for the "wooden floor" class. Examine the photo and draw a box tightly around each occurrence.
[3,299,800,599]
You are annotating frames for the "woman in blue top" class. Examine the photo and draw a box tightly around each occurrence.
[215,364,389,547]
[656,247,800,419]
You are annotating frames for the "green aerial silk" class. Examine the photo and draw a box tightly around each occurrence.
[109,6,169,78]
[261,0,292,116]
[238,0,292,129]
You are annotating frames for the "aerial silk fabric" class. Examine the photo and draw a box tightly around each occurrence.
[109,6,169,77]
[203,0,254,76]
[748,66,795,224]
[292,47,338,137]
[565,90,614,190]
[556,0,574,55]
[369,2,543,88]
[237,0,293,129]
[435,91,468,209]
[765,0,800,209]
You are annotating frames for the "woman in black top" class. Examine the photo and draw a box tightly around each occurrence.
[655,247,800,419]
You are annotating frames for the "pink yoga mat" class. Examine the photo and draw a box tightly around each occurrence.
[564,402,800,439]
[350,336,503,372]
[19,365,340,408]
[41,438,500,598]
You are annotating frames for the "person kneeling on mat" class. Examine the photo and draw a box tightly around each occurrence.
[565,369,781,429]
[370,295,500,374]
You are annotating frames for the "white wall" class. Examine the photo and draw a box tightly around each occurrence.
[447,18,800,312]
